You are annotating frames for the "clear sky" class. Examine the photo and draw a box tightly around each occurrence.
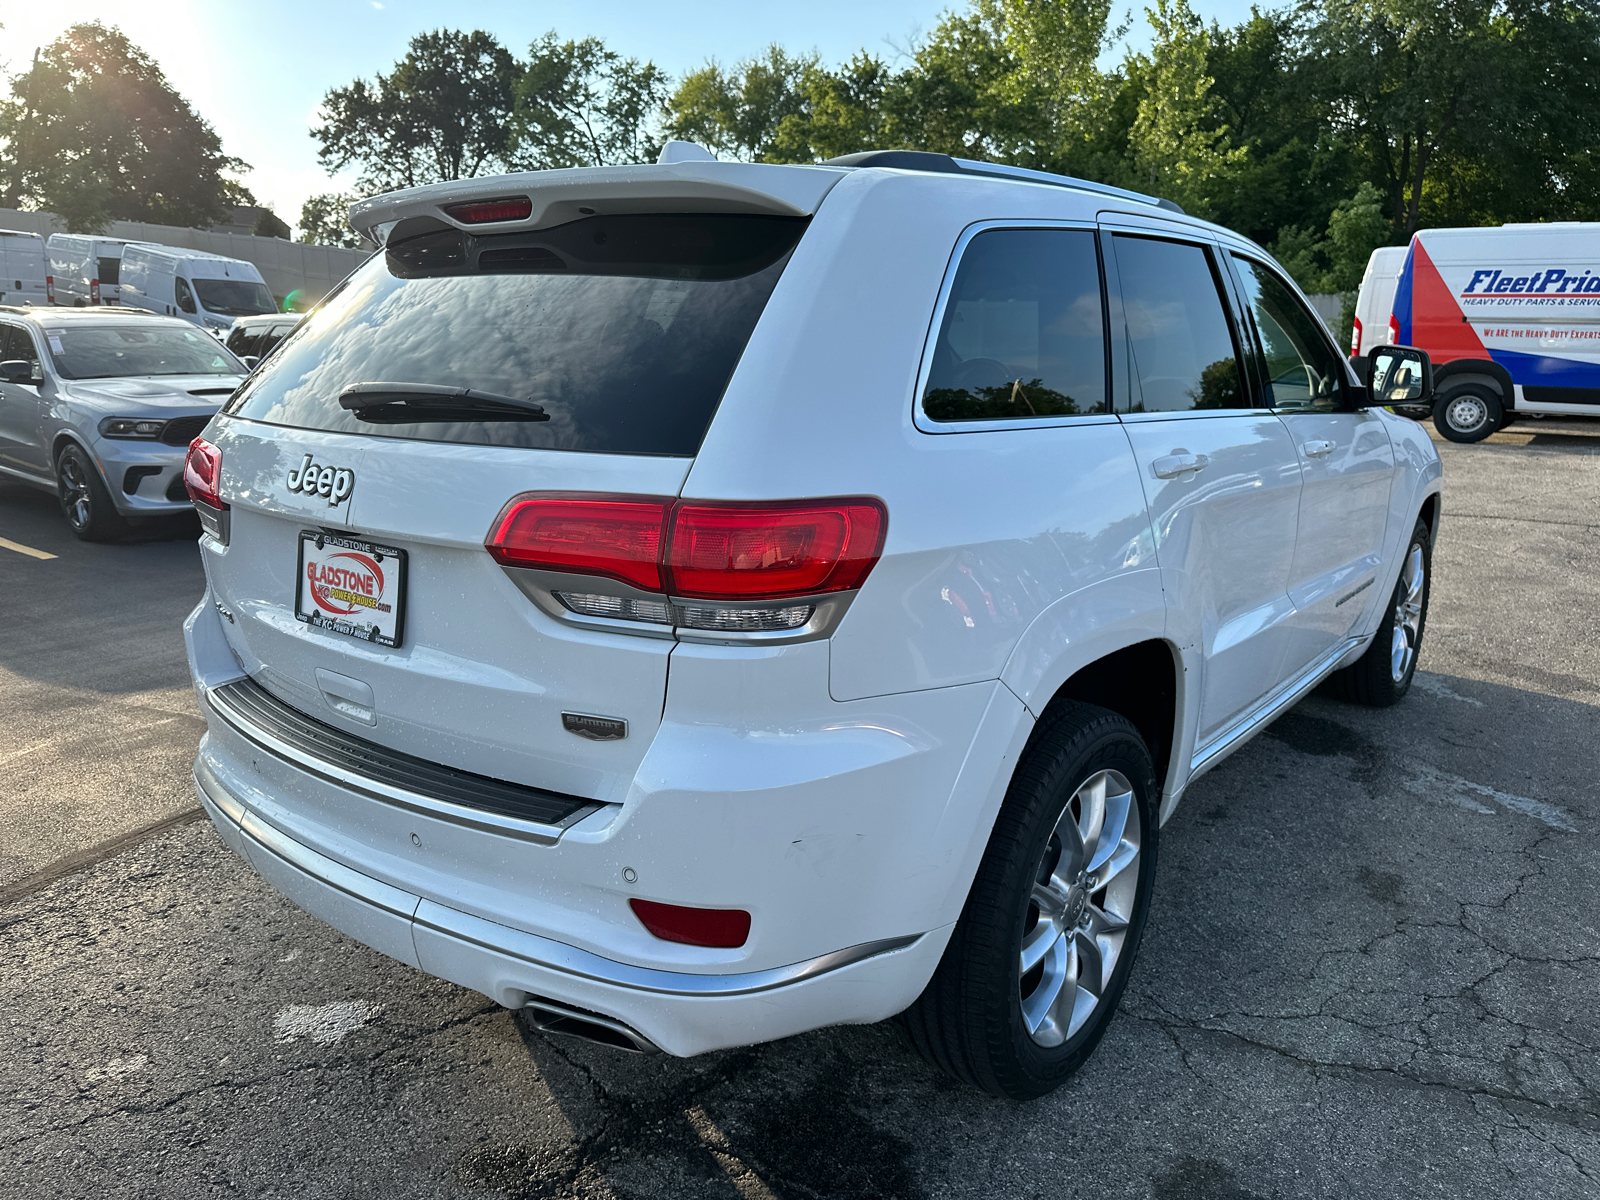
[0,0,1263,237]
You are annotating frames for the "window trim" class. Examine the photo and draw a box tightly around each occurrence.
[913,219,1120,435]
[1106,230,1264,422]
[1226,252,1357,413]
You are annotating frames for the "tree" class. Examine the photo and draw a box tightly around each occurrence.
[1124,0,1248,215]
[0,22,250,230]
[298,192,364,247]
[511,33,669,168]
[313,29,522,192]
[666,47,818,161]
[252,207,291,239]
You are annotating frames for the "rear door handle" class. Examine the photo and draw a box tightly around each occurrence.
[1301,439,1336,458]
[1152,451,1210,479]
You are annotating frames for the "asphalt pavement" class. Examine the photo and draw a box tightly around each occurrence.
[1,420,1597,1199]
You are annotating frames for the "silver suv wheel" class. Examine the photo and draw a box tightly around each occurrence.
[1390,543,1425,684]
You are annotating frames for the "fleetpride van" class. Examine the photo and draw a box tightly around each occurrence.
[0,230,49,306]
[1367,223,1600,441]
[119,245,277,333]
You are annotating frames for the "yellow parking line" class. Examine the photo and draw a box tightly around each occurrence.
[0,536,56,560]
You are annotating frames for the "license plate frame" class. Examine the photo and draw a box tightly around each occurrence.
[295,530,408,648]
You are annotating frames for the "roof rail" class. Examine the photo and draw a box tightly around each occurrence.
[820,150,1185,214]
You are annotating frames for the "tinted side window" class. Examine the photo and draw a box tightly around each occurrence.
[2,324,41,375]
[1232,256,1346,411]
[923,228,1107,421]
[1112,236,1247,412]
[98,257,121,285]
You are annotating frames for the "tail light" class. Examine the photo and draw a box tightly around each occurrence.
[45,275,53,303]
[1350,316,1362,355]
[90,279,100,304]
[443,196,533,224]
[486,494,887,636]
[630,899,750,948]
[184,437,229,542]
[1387,314,1400,346]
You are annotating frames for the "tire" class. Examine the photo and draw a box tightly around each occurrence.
[1432,384,1502,443]
[55,442,129,542]
[1324,518,1431,706]
[902,702,1159,1100]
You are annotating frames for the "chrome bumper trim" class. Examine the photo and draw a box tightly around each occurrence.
[195,758,923,999]
[202,682,599,845]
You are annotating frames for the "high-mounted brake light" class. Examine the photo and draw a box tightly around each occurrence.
[630,899,751,948]
[184,437,229,543]
[442,196,533,224]
[485,494,888,606]
[1350,316,1363,356]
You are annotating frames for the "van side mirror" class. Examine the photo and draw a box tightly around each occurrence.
[0,359,36,384]
[1356,344,1432,409]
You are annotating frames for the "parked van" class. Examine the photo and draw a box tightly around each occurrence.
[1357,223,1600,441]
[1349,246,1408,356]
[119,246,277,332]
[0,230,50,306]
[45,234,151,307]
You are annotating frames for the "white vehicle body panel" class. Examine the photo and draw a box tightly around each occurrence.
[184,155,1443,1057]
[1352,245,1408,354]
[0,230,49,306]
[120,245,275,332]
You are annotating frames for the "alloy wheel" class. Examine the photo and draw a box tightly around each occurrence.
[1018,768,1142,1047]
[58,453,92,530]
[1390,544,1425,683]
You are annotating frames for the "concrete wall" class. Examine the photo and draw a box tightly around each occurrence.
[0,208,371,305]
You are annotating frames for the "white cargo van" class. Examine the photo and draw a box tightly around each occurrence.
[1349,246,1407,356]
[1355,222,1600,440]
[0,230,50,306]
[45,234,152,307]
[119,246,277,332]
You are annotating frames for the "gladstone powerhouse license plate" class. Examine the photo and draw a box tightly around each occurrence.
[296,531,407,647]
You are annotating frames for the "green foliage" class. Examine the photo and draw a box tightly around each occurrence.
[512,33,669,168]
[0,22,250,230]
[313,29,522,191]
[297,193,363,247]
[251,208,291,240]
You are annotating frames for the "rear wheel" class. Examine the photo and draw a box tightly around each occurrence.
[1325,519,1430,706]
[902,703,1158,1099]
[1432,384,1502,443]
[56,443,128,542]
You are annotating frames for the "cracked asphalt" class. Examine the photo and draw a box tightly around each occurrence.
[2,420,1597,1199]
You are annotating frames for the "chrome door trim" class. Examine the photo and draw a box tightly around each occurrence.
[1189,634,1363,779]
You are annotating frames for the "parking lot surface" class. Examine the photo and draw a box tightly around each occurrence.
[2,423,1597,1199]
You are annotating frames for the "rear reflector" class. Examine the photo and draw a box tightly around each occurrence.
[486,494,887,603]
[629,899,751,948]
[442,196,533,224]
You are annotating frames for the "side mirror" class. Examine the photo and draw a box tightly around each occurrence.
[1357,344,1432,409]
[242,356,260,370]
[0,359,36,384]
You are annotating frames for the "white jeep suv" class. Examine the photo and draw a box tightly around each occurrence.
[182,147,1442,1099]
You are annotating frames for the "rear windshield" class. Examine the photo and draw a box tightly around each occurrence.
[194,278,275,316]
[98,257,121,286]
[223,213,808,456]
[47,325,245,380]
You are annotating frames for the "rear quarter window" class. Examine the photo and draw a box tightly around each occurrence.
[224,213,809,456]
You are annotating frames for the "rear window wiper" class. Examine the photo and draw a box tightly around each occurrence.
[338,382,549,423]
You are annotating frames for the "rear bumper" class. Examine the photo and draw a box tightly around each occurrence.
[194,755,942,1056]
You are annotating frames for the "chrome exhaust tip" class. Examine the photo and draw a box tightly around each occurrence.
[523,996,660,1054]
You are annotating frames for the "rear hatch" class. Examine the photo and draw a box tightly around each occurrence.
[202,208,811,803]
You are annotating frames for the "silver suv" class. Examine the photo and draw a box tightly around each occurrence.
[0,307,246,539]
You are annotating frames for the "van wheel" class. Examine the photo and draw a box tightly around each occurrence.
[1325,519,1431,706]
[1433,385,1502,443]
[901,702,1158,1099]
[56,443,128,542]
